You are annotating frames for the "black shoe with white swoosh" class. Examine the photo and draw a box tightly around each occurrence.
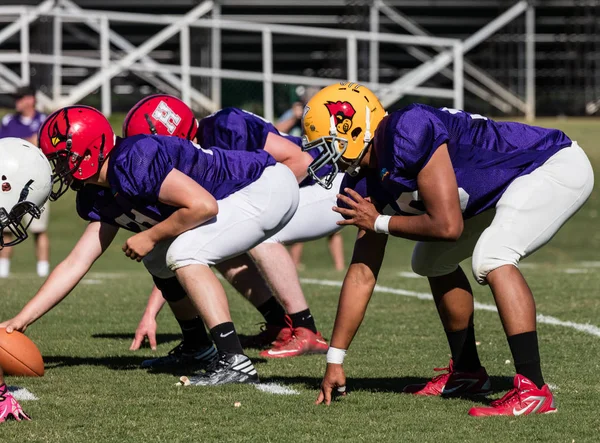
[141,342,218,369]
[179,353,259,386]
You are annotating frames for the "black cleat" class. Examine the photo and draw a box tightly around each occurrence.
[178,353,259,386]
[141,342,217,369]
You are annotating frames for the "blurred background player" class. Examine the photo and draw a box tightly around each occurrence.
[275,86,345,272]
[288,232,345,272]
[0,87,50,278]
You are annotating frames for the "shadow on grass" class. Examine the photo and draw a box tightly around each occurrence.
[91,332,182,346]
[262,374,514,402]
[44,355,148,371]
[43,355,268,374]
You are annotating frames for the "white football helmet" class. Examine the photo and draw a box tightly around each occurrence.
[0,137,52,247]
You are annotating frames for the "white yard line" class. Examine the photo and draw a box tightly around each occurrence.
[8,386,38,401]
[300,278,600,338]
[254,383,299,395]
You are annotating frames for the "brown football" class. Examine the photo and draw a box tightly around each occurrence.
[0,329,44,377]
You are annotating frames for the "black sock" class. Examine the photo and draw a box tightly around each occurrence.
[289,309,317,333]
[176,316,212,349]
[256,297,287,327]
[507,331,545,389]
[446,325,482,372]
[210,322,244,355]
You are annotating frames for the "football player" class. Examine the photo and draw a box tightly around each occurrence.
[0,136,53,423]
[310,83,593,416]
[0,88,51,278]
[0,105,300,386]
[123,95,344,360]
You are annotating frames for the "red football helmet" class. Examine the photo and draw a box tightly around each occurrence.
[122,94,198,140]
[38,105,116,200]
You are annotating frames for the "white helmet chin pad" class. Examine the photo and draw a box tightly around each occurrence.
[0,138,53,247]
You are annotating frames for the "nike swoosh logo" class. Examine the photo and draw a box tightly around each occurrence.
[220,331,234,338]
[514,396,545,416]
[442,379,478,394]
[266,349,299,355]
[514,401,537,416]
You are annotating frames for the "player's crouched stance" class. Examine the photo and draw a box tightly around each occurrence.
[309,83,593,416]
[0,106,299,386]
[0,138,52,422]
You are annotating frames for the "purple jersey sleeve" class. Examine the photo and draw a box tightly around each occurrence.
[110,136,174,205]
[198,108,276,152]
[376,106,449,192]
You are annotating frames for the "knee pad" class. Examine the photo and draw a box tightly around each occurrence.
[152,275,187,302]
[471,227,521,285]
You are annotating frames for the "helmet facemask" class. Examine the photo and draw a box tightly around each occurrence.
[303,107,373,189]
[46,133,107,201]
[0,200,42,248]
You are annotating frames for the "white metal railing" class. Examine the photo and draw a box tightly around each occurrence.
[0,1,534,119]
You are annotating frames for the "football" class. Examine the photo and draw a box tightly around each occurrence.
[0,329,44,377]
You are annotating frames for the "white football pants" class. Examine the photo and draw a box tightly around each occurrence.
[411,142,594,284]
[264,172,345,244]
[143,163,299,278]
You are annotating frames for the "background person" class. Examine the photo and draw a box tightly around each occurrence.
[0,86,50,278]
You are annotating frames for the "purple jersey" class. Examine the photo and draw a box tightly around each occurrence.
[76,134,275,232]
[342,104,572,218]
[198,107,332,187]
[0,112,46,140]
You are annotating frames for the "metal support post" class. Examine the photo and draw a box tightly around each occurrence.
[180,25,191,106]
[100,16,111,116]
[262,28,274,121]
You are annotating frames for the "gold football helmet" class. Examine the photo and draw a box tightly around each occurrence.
[302,82,386,189]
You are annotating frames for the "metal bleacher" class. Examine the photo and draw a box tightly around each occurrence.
[2,0,598,116]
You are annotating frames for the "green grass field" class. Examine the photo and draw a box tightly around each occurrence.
[2,118,600,442]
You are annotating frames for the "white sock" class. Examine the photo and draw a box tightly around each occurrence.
[36,260,49,277]
[0,258,10,278]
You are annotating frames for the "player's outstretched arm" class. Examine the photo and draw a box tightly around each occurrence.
[316,229,388,405]
[130,285,166,351]
[123,169,218,261]
[264,132,313,183]
[0,222,119,333]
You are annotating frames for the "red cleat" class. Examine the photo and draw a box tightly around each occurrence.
[403,360,492,397]
[260,327,328,358]
[240,324,292,349]
[468,374,556,417]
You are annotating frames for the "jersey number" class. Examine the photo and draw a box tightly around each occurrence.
[115,210,159,232]
[388,188,470,215]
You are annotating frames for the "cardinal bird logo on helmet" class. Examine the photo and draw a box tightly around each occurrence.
[47,109,70,148]
[324,101,356,135]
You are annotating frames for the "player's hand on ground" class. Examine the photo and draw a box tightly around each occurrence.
[123,232,156,261]
[130,313,158,351]
[334,188,380,232]
[0,316,29,333]
[316,363,347,405]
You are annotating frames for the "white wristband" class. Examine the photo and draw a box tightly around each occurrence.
[373,215,391,234]
[326,346,347,364]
